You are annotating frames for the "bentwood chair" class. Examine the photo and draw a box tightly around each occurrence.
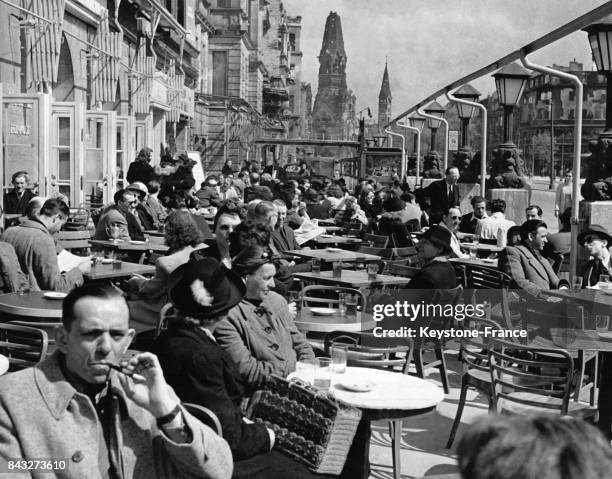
[0,323,48,371]
[183,403,223,435]
[489,339,597,420]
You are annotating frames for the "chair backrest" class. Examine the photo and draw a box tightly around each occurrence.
[183,402,223,435]
[355,246,394,260]
[63,207,90,231]
[324,330,413,372]
[362,233,389,248]
[489,340,574,416]
[0,323,48,371]
[384,261,420,279]
[391,246,420,266]
[301,286,366,311]
[464,265,516,330]
[56,230,92,253]
[457,317,503,377]
[9,321,60,356]
[157,303,175,338]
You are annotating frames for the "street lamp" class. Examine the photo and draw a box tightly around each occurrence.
[453,83,481,148]
[424,101,446,152]
[492,62,531,146]
[583,15,612,137]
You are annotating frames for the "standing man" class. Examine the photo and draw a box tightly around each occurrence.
[426,167,460,224]
[4,171,35,215]
[0,283,232,478]
[458,196,487,234]
[2,199,86,292]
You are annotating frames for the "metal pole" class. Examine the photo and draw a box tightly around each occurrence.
[446,91,488,196]
[550,98,555,190]
[397,122,421,188]
[521,54,583,282]
[385,128,406,180]
[417,108,450,172]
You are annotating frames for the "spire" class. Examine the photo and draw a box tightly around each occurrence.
[319,12,345,58]
[379,60,391,101]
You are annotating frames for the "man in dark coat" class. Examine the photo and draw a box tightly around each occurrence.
[159,155,196,205]
[3,171,35,215]
[458,195,487,235]
[243,173,273,203]
[425,166,461,224]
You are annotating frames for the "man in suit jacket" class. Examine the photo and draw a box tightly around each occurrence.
[498,219,560,297]
[426,167,460,224]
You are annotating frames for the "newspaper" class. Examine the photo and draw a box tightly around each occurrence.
[293,220,326,245]
[57,249,90,273]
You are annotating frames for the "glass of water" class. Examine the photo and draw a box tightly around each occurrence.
[314,358,332,391]
[338,292,347,317]
[330,344,348,374]
[572,276,583,291]
[311,258,321,274]
[596,315,610,334]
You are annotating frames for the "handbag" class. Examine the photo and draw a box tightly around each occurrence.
[246,375,362,475]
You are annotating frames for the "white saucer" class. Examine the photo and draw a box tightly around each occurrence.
[310,307,336,316]
[130,240,147,245]
[43,292,67,300]
[336,378,375,393]
[326,248,342,252]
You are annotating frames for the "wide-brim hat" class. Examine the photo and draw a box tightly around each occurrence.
[127,182,149,196]
[420,225,452,251]
[383,197,406,212]
[577,224,612,246]
[169,258,245,319]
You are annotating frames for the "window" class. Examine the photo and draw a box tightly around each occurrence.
[218,0,231,7]
[212,51,228,96]
[289,33,296,52]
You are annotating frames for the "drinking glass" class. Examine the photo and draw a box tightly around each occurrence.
[338,292,347,317]
[599,275,610,289]
[344,293,358,320]
[572,276,583,291]
[332,261,342,279]
[314,358,332,391]
[473,235,480,246]
[367,263,378,280]
[288,290,302,314]
[311,258,321,275]
[469,247,477,260]
[295,359,315,384]
[330,345,348,374]
[596,315,610,334]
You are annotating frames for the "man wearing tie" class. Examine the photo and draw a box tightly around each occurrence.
[426,167,461,224]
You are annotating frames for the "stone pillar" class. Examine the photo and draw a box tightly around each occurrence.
[487,188,531,225]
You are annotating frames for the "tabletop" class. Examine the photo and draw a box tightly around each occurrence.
[312,235,365,246]
[85,262,155,280]
[89,239,169,253]
[289,366,444,412]
[285,248,381,263]
[315,219,337,226]
[0,354,8,376]
[543,288,612,308]
[460,242,504,253]
[294,270,411,288]
[0,292,63,319]
[323,226,344,233]
[295,309,376,333]
[144,229,165,237]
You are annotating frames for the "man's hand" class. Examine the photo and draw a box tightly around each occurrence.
[117,352,178,418]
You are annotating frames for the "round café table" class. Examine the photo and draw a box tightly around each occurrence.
[289,366,444,479]
[0,292,63,319]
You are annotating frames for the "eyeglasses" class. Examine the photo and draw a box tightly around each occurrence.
[218,225,232,231]
[450,216,461,220]
[127,200,139,206]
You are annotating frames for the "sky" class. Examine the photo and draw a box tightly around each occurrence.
[283,0,609,121]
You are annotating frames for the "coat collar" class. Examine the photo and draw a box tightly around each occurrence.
[34,351,126,420]
[20,218,50,235]
[515,244,550,281]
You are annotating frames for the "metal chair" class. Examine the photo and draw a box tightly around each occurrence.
[362,233,389,248]
[0,323,48,371]
[56,230,92,254]
[301,286,366,313]
[9,321,61,356]
[489,339,598,419]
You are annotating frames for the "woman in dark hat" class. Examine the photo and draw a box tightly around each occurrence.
[214,245,315,388]
[377,196,414,247]
[154,258,326,479]
[408,225,457,289]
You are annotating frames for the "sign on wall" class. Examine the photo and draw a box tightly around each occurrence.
[449,130,459,152]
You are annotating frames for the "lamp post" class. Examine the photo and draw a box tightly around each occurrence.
[453,83,481,148]
[398,113,426,187]
[492,62,531,147]
[424,101,446,152]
